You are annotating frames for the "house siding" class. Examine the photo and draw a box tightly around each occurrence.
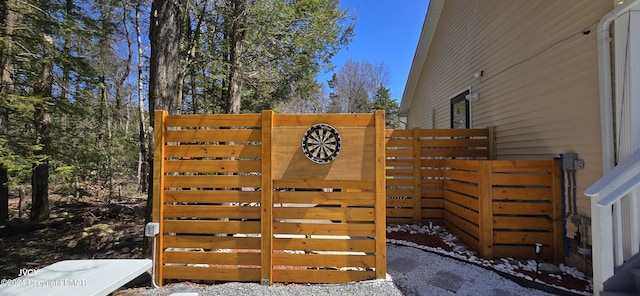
[406,0,613,220]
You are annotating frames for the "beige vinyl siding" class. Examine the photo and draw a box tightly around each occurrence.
[406,0,613,219]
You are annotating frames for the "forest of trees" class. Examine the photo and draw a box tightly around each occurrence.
[0,0,399,224]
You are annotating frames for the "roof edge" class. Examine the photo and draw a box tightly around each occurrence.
[399,0,445,117]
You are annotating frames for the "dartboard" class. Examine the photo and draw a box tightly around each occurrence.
[301,124,342,164]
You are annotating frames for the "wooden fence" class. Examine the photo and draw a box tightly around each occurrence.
[443,159,563,261]
[152,110,387,286]
[384,127,563,262]
[384,128,495,224]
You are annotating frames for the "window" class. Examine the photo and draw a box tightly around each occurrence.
[450,90,470,128]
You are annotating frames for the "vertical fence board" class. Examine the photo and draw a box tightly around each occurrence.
[478,161,494,258]
[552,159,564,263]
[261,111,273,284]
[412,128,422,221]
[152,110,167,286]
[374,110,387,280]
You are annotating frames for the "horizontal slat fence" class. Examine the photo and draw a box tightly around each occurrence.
[442,159,563,261]
[153,110,386,286]
[154,111,264,284]
[385,128,563,262]
[385,127,495,225]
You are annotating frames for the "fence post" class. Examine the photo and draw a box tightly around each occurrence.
[260,110,274,285]
[488,126,496,160]
[152,110,167,286]
[375,110,387,280]
[551,158,564,263]
[478,161,494,258]
[412,127,422,222]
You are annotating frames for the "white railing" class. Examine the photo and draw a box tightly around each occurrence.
[585,148,640,295]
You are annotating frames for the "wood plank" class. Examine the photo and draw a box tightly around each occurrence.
[419,128,489,137]
[492,202,552,215]
[444,200,479,224]
[421,199,444,208]
[385,158,413,166]
[385,139,413,147]
[443,169,479,183]
[273,179,374,190]
[163,235,261,249]
[261,110,274,284]
[444,220,480,251]
[273,207,374,222]
[421,209,444,219]
[163,251,261,265]
[385,129,412,137]
[272,269,375,284]
[423,149,489,158]
[443,210,479,238]
[273,222,375,236]
[163,266,260,281]
[153,110,167,286]
[164,205,261,219]
[551,159,564,263]
[386,178,412,187]
[386,189,412,196]
[478,161,494,258]
[420,159,446,167]
[164,190,261,203]
[493,231,553,245]
[163,220,261,234]
[387,217,415,225]
[443,189,479,210]
[443,180,479,198]
[491,187,553,201]
[411,127,422,222]
[421,138,489,148]
[164,175,261,188]
[275,191,374,202]
[493,216,552,230]
[165,114,262,127]
[273,238,375,252]
[164,129,261,143]
[386,208,413,217]
[274,113,375,127]
[164,160,261,173]
[272,253,375,267]
[386,149,413,157]
[374,110,387,279]
[444,159,482,171]
[491,173,552,186]
[165,145,262,158]
[490,160,553,172]
[386,169,413,176]
[386,199,412,207]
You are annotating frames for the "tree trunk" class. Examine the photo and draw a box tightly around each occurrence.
[225,0,246,114]
[0,0,17,224]
[146,0,187,255]
[149,0,185,117]
[31,35,54,221]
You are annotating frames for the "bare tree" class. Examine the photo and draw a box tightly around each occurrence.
[328,59,390,113]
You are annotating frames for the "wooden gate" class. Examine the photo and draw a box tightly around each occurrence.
[152,110,386,286]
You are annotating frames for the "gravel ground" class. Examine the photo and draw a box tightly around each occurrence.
[136,279,404,296]
[134,243,556,296]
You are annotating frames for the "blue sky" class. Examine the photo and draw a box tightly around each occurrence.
[318,1,430,101]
